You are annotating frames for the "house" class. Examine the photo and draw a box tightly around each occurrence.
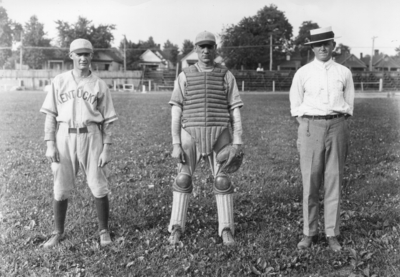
[361,50,400,71]
[180,50,225,69]
[42,47,123,71]
[139,49,174,70]
[277,51,302,71]
[333,50,367,71]
[373,53,400,71]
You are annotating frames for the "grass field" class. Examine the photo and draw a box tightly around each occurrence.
[0,91,400,276]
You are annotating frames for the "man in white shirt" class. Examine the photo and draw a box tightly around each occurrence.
[289,27,354,252]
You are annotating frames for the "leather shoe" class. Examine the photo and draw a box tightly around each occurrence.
[221,228,235,246]
[297,235,317,249]
[99,229,112,247]
[328,236,342,252]
[43,232,65,249]
[168,225,182,245]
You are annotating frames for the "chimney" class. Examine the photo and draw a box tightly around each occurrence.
[375,49,379,56]
[286,54,290,61]
[360,53,363,60]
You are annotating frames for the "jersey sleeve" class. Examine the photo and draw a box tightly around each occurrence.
[225,71,243,110]
[169,72,186,107]
[40,79,59,117]
[97,81,118,125]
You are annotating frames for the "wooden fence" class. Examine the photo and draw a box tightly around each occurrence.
[0,70,143,91]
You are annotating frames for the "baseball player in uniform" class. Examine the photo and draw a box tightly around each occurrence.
[168,31,244,246]
[40,38,118,248]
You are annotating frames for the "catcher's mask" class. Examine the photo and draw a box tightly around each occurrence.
[216,145,244,173]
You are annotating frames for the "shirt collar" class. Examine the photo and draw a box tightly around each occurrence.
[313,58,333,70]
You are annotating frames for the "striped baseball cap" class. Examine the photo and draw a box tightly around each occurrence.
[69,39,94,54]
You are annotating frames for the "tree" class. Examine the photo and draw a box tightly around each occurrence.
[119,36,160,70]
[21,16,52,69]
[163,40,179,64]
[55,16,116,57]
[220,4,293,69]
[294,21,320,64]
[181,39,194,57]
[0,7,14,68]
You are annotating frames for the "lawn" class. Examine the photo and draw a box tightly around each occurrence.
[0,91,399,276]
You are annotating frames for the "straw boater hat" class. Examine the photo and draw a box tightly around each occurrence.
[304,27,340,45]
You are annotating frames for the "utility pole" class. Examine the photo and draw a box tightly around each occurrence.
[369,36,377,71]
[269,33,273,71]
[123,35,127,72]
[19,31,23,70]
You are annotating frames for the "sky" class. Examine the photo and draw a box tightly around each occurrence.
[2,0,400,58]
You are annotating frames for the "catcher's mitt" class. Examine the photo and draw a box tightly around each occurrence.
[216,145,244,173]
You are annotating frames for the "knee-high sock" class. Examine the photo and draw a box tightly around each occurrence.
[168,192,190,233]
[216,194,234,236]
[95,195,109,231]
[54,199,68,234]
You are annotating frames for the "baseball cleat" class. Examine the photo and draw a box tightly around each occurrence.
[99,229,112,247]
[221,228,235,246]
[168,225,182,245]
[43,232,65,249]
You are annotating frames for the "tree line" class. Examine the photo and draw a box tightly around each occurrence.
[0,5,396,70]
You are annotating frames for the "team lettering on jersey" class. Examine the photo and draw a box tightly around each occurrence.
[58,89,98,105]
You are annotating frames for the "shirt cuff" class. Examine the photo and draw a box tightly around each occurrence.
[44,132,55,141]
[103,134,112,144]
[232,134,243,145]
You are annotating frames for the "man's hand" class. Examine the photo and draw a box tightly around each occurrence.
[171,144,186,164]
[46,141,60,163]
[98,144,112,167]
[225,144,243,166]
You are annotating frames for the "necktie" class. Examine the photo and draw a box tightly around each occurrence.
[322,63,329,104]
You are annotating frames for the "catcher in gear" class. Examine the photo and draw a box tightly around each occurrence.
[168,31,244,246]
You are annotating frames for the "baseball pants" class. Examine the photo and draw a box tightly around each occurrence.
[51,123,110,201]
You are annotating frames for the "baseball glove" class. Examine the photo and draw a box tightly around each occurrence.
[216,145,244,173]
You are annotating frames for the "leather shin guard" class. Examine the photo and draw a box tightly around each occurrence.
[168,191,190,233]
[215,194,235,236]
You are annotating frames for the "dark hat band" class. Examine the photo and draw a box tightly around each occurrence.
[310,31,334,43]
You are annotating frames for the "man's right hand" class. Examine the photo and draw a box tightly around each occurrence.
[46,141,60,163]
[171,144,185,164]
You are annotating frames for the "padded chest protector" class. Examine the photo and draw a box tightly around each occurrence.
[182,65,230,156]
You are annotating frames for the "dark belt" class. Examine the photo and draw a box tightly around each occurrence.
[68,127,88,133]
[302,114,345,120]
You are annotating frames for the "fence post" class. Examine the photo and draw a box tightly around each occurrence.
[149,80,151,91]
[142,85,146,93]
[242,81,244,92]
[379,78,383,92]
[361,82,364,91]
[272,80,275,92]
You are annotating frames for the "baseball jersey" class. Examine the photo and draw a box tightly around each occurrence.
[40,70,118,142]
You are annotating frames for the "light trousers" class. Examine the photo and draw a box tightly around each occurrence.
[297,116,349,236]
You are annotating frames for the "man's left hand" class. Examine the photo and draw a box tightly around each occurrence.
[98,144,112,167]
[225,144,243,166]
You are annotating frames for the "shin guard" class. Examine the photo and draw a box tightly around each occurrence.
[216,194,235,236]
[168,192,190,233]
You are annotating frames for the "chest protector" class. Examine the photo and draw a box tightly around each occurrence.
[182,64,230,156]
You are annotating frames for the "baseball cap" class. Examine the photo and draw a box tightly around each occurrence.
[195,31,216,46]
[69,38,94,54]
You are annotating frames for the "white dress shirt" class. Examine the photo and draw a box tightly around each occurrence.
[290,58,354,117]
